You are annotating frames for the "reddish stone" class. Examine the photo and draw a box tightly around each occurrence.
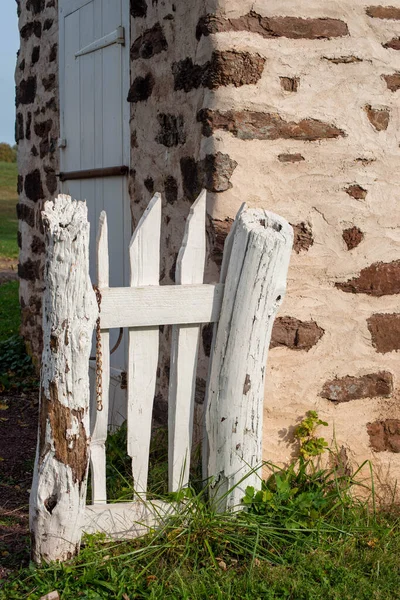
[196,12,349,40]
[197,108,345,141]
[336,260,400,296]
[208,217,234,266]
[270,317,324,351]
[366,6,400,19]
[342,226,364,250]
[365,105,390,130]
[321,372,393,402]
[383,37,400,50]
[367,313,400,353]
[345,184,367,200]
[280,77,299,92]
[367,419,400,453]
[203,153,238,193]
[180,153,238,201]
[292,222,313,253]
[173,51,265,92]
[383,73,400,91]
[278,153,305,163]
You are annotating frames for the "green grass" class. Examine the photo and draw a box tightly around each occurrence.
[2,415,400,600]
[1,483,399,599]
[0,281,20,341]
[0,161,18,259]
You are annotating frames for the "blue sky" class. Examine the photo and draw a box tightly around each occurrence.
[0,2,19,145]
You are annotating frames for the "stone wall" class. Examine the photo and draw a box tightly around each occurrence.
[17,0,400,488]
[193,0,400,491]
[16,0,59,361]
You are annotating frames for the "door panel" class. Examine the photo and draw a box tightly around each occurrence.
[59,0,130,369]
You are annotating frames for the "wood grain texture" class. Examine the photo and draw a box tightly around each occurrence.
[205,208,293,511]
[99,283,224,328]
[30,195,97,563]
[168,190,206,491]
[127,194,161,497]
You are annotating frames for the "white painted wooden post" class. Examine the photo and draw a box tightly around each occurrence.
[127,193,161,496]
[90,212,110,504]
[205,208,293,511]
[30,195,97,563]
[168,190,206,491]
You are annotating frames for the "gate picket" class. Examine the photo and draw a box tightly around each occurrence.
[168,190,206,492]
[127,193,161,497]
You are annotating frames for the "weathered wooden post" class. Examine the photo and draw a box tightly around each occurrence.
[30,194,97,563]
[205,207,293,511]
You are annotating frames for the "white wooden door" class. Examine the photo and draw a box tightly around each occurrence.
[59,0,130,369]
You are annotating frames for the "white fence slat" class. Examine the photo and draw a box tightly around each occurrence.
[90,211,110,504]
[84,500,175,540]
[205,209,293,511]
[127,193,161,496]
[99,283,224,328]
[168,190,206,492]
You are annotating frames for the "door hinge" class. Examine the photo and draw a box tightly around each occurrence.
[75,26,125,58]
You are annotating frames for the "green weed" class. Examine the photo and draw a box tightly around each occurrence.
[0,280,20,342]
[2,413,400,599]
[0,334,37,394]
[0,161,18,259]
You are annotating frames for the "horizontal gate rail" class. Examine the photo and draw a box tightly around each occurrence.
[99,283,224,329]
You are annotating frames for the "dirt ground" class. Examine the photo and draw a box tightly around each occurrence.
[0,392,38,579]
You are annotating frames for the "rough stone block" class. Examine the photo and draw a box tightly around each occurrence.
[292,222,313,253]
[173,51,265,92]
[367,419,400,453]
[130,23,167,60]
[156,114,186,147]
[270,317,324,351]
[365,105,390,130]
[342,226,364,250]
[197,108,345,141]
[196,12,349,41]
[336,260,400,296]
[127,73,155,102]
[367,313,400,353]
[345,184,367,199]
[321,372,393,402]
[366,6,400,19]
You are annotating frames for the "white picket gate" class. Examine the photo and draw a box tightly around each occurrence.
[30,190,293,562]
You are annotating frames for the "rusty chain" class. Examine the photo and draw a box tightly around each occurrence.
[93,285,103,411]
